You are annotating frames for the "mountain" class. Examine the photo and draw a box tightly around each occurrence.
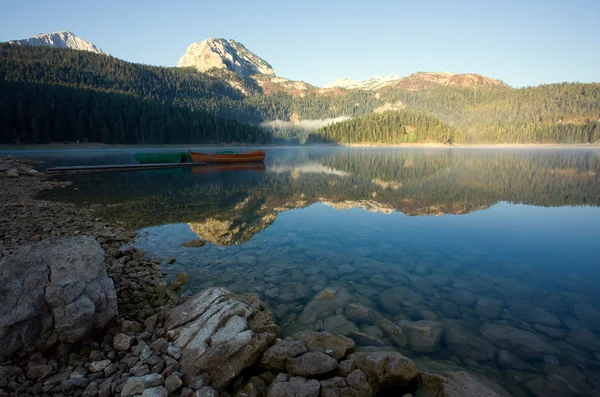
[178,38,274,77]
[325,72,507,91]
[325,74,401,90]
[6,31,106,55]
[385,72,509,91]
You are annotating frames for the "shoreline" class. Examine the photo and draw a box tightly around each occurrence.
[1,142,599,152]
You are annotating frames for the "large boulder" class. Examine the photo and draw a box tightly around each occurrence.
[347,351,419,394]
[320,370,373,397]
[480,324,559,359]
[165,287,279,391]
[286,352,338,376]
[0,236,117,359]
[260,338,307,371]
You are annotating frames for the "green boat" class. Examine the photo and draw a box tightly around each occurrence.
[134,152,192,164]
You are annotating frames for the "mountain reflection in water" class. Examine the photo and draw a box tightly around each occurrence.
[39,147,600,396]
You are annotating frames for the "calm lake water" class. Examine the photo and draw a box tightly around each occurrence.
[22,147,600,395]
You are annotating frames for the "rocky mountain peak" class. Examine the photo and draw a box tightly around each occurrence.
[177,38,275,77]
[7,31,107,55]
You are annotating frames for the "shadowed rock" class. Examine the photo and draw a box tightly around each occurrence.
[0,236,117,359]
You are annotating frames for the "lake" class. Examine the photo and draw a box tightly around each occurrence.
[22,146,600,395]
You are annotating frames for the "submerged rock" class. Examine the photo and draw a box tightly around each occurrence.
[345,303,382,325]
[480,324,559,359]
[565,328,600,351]
[260,337,307,371]
[348,351,419,393]
[165,287,279,391]
[419,370,513,397]
[294,331,355,359]
[403,320,443,353]
[0,236,117,359]
[442,320,496,361]
[297,287,355,325]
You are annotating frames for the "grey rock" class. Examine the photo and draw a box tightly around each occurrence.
[481,323,559,359]
[121,320,143,333]
[114,333,133,351]
[474,297,503,319]
[120,374,164,397]
[524,308,562,328]
[533,324,567,339]
[449,290,478,307]
[376,318,407,348]
[345,303,381,325]
[378,286,424,314]
[496,350,534,371]
[524,374,580,397]
[165,287,279,391]
[8,31,107,55]
[574,303,600,331]
[403,320,443,353]
[323,314,358,336]
[88,359,111,373]
[26,363,53,379]
[349,327,386,347]
[194,386,219,397]
[83,381,99,396]
[286,351,338,376]
[294,331,355,359]
[167,345,182,359]
[419,370,513,397]
[338,264,356,274]
[565,328,600,351]
[442,320,496,361]
[165,373,183,394]
[297,287,355,325]
[0,365,23,387]
[267,375,320,397]
[0,236,117,359]
[6,169,19,178]
[260,337,307,371]
[348,351,418,394]
[320,370,373,397]
[142,386,169,397]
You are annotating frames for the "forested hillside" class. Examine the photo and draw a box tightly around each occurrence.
[0,43,599,144]
[307,111,464,144]
[0,81,270,144]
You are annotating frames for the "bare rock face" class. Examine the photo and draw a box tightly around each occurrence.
[165,287,279,391]
[7,31,107,54]
[178,38,274,77]
[0,236,117,359]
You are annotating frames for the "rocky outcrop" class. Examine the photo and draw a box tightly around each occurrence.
[7,31,107,54]
[0,236,117,359]
[164,287,279,391]
[178,38,274,77]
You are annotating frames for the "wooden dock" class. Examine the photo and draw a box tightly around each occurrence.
[46,162,206,175]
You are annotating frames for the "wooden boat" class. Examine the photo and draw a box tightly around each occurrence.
[134,152,191,164]
[191,162,266,175]
[189,150,265,164]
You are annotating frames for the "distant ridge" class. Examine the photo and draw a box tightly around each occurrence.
[326,72,509,91]
[7,31,107,55]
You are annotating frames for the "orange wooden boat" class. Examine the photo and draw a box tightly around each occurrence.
[189,150,265,164]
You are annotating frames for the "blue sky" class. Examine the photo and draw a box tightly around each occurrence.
[1,0,598,88]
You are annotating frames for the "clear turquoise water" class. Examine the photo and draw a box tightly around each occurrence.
[30,147,600,395]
